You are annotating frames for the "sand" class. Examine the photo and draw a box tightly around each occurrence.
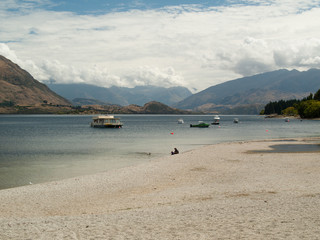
[0,138,320,239]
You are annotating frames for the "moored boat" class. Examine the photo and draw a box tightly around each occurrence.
[212,115,220,125]
[90,115,123,128]
[190,121,210,128]
[178,118,184,124]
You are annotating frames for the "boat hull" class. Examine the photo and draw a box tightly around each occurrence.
[91,124,122,128]
[190,124,209,128]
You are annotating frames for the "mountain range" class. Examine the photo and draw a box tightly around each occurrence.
[47,69,320,114]
[175,69,320,114]
[0,55,188,114]
[47,83,192,106]
[0,56,70,107]
[2,54,320,115]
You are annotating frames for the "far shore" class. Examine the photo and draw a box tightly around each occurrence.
[263,114,320,121]
[1,137,320,239]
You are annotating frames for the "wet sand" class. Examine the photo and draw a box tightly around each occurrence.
[0,138,320,239]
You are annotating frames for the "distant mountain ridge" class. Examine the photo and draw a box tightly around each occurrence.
[3,53,320,115]
[0,55,70,106]
[85,101,190,114]
[0,55,191,114]
[47,83,192,106]
[175,69,320,114]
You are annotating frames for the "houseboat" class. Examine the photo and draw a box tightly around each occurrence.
[90,115,123,128]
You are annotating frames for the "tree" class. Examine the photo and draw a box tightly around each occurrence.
[262,88,320,118]
[306,93,313,100]
[297,100,320,118]
[0,101,15,107]
[314,89,320,101]
[263,99,300,115]
[282,107,298,116]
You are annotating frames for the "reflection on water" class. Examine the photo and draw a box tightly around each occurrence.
[251,144,320,153]
[0,114,320,189]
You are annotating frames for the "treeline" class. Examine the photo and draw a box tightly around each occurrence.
[263,99,300,115]
[261,89,320,118]
[0,100,15,107]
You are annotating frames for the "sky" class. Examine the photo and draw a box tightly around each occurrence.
[1,0,320,92]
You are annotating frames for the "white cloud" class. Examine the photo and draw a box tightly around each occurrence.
[0,43,19,63]
[0,43,49,80]
[273,38,320,68]
[1,0,320,91]
[121,66,185,88]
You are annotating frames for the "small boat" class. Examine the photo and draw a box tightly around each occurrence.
[212,115,220,125]
[233,118,239,123]
[90,115,123,128]
[190,121,210,128]
[285,117,290,122]
[178,118,184,124]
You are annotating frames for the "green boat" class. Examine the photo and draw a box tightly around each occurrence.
[190,121,210,128]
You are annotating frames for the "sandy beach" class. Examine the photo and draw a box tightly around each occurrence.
[0,138,320,239]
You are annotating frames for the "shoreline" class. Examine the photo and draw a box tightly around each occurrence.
[1,137,320,239]
[263,114,320,121]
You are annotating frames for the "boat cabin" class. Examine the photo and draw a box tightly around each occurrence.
[90,115,123,128]
[212,115,220,125]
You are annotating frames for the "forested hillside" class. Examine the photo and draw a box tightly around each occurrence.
[261,89,320,118]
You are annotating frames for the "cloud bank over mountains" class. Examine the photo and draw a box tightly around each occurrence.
[1,0,320,92]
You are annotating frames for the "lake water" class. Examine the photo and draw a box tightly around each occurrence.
[0,114,319,190]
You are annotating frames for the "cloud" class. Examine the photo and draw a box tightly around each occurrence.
[0,0,55,14]
[1,0,320,91]
[39,60,186,88]
[0,43,19,63]
[273,38,320,68]
[121,66,185,88]
[0,43,49,80]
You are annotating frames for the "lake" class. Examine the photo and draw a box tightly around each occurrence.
[0,114,319,189]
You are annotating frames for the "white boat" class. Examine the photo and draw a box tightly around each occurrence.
[90,115,123,128]
[233,118,239,123]
[178,118,184,124]
[212,115,220,125]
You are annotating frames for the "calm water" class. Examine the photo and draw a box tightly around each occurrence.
[0,114,319,190]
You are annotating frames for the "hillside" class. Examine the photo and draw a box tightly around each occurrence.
[175,69,320,114]
[121,101,190,114]
[72,98,110,106]
[0,55,70,107]
[47,83,192,106]
[46,83,122,105]
[0,55,191,114]
[109,85,192,106]
[83,101,190,114]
